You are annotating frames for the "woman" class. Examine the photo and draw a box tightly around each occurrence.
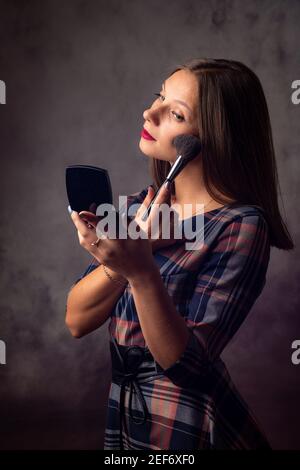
[66,58,294,450]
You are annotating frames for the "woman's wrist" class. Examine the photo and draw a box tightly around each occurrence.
[102,265,128,286]
[127,263,160,288]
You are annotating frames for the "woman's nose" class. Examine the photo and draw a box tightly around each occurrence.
[143,109,151,121]
[143,108,159,125]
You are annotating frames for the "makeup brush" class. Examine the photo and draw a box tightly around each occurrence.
[141,134,202,221]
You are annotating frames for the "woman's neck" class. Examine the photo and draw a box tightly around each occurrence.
[171,157,235,213]
[172,157,212,205]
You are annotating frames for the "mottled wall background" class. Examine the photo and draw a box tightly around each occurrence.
[0,0,299,450]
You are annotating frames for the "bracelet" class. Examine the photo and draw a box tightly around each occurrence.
[102,264,128,287]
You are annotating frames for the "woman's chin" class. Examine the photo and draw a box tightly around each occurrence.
[138,140,157,158]
[138,140,175,163]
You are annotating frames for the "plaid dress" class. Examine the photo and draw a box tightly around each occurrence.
[74,186,272,450]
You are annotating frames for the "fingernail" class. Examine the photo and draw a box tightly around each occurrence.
[68,205,73,214]
[164,181,171,191]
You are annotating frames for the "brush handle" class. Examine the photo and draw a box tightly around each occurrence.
[141,185,163,221]
[141,155,189,221]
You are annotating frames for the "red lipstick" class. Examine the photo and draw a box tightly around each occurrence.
[141,127,156,141]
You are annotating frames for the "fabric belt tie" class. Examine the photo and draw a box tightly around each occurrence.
[110,336,156,450]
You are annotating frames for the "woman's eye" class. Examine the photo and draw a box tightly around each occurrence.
[153,93,184,122]
[154,92,164,101]
[172,111,184,122]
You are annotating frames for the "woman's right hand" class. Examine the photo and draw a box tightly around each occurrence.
[134,185,178,253]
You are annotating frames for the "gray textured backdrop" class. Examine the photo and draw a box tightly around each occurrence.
[0,0,299,450]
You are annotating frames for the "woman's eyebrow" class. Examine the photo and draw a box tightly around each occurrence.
[162,82,193,114]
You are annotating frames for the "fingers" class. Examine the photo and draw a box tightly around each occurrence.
[69,207,102,260]
[141,186,155,211]
[134,184,172,235]
[78,211,100,229]
[70,210,93,234]
[154,182,171,206]
[135,186,155,220]
[147,184,171,228]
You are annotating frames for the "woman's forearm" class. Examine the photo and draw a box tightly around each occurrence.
[127,266,189,370]
[66,265,127,337]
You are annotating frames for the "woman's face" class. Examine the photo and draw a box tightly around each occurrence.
[139,69,200,163]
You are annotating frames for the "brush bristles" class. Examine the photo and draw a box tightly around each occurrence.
[173,134,202,161]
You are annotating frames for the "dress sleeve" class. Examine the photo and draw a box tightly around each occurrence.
[159,213,271,387]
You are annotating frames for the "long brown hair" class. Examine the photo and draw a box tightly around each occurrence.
[149,58,294,250]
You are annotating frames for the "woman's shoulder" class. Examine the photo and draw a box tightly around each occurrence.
[153,201,270,277]
[202,203,270,261]
[203,202,269,238]
[207,202,267,221]
[182,202,270,262]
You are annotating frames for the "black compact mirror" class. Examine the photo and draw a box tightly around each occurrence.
[65,165,113,214]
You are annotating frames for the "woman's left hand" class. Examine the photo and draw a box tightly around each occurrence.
[86,184,175,281]
[79,184,175,281]
[90,214,156,281]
